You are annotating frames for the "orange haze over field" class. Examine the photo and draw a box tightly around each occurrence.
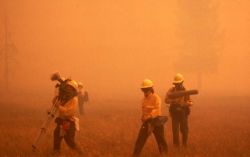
[0,1,250,157]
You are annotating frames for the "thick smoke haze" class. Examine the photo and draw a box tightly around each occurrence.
[0,0,250,102]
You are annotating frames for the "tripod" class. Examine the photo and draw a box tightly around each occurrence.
[32,99,61,151]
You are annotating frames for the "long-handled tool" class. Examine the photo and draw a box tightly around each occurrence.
[32,99,60,151]
[168,89,199,99]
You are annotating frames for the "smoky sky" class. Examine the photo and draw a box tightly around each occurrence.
[0,0,249,101]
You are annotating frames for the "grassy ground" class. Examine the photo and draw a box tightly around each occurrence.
[0,96,249,157]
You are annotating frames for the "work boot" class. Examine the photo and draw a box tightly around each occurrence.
[174,143,180,148]
[183,142,187,147]
[52,150,61,157]
[160,151,168,157]
[73,144,84,155]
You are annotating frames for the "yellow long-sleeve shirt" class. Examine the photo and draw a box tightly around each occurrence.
[58,96,78,121]
[141,93,161,122]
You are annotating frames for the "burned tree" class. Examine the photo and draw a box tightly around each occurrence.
[0,15,18,91]
[175,0,222,89]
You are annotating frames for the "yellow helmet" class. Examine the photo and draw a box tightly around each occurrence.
[67,80,78,91]
[141,79,154,88]
[173,73,184,84]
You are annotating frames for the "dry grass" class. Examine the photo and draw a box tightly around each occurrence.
[0,96,250,157]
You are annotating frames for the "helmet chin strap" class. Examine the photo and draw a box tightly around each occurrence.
[175,82,184,90]
[144,91,152,97]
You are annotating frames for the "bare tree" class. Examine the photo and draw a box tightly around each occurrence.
[0,15,18,91]
[175,0,222,89]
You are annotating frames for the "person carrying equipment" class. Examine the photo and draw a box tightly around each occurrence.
[53,80,82,154]
[50,72,83,155]
[165,73,195,147]
[133,79,168,157]
[32,72,83,154]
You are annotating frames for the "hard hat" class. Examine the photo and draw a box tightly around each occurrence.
[173,73,184,84]
[141,79,154,88]
[78,82,83,89]
[67,80,78,91]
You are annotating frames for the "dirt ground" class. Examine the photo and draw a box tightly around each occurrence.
[0,96,249,157]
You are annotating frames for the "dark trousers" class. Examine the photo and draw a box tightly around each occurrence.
[133,119,168,156]
[78,103,84,115]
[54,121,77,150]
[171,111,188,146]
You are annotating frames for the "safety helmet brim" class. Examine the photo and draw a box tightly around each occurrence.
[141,79,154,88]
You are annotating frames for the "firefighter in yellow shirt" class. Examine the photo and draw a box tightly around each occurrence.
[165,73,193,147]
[133,79,168,157]
[52,77,82,154]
